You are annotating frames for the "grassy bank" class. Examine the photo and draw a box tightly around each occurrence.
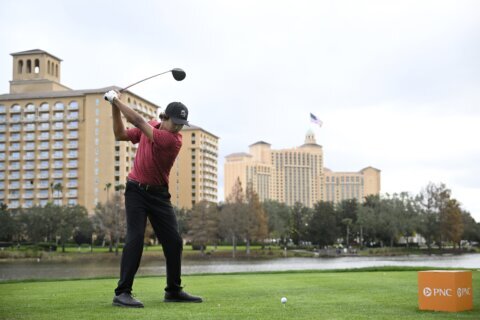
[2,244,477,261]
[0,269,478,319]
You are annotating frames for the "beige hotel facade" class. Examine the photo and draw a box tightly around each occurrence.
[0,49,217,212]
[224,130,380,207]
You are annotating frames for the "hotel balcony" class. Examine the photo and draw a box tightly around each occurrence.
[25,106,36,113]
[23,194,34,199]
[38,116,50,122]
[52,172,63,178]
[67,172,78,178]
[23,184,34,189]
[23,124,35,132]
[67,182,78,188]
[9,127,21,132]
[24,135,35,141]
[22,164,35,170]
[10,106,21,113]
[38,193,49,198]
[39,135,50,141]
[53,103,64,111]
[8,175,20,180]
[67,154,78,159]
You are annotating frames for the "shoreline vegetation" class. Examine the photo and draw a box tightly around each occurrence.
[1,244,478,262]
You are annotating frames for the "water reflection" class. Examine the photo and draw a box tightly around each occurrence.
[0,254,479,281]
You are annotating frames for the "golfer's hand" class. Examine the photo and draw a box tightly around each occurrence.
[104,90,118,104]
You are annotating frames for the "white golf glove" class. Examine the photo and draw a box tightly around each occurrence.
[104,90,118,103]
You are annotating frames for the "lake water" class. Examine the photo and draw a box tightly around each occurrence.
[1,253,479,281]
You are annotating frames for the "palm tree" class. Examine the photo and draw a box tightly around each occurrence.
[104,183,112,203]
[50,182,63,204]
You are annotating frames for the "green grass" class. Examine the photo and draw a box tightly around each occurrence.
[0,269,478,319]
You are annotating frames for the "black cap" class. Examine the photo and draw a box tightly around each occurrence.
[165,102,189,126]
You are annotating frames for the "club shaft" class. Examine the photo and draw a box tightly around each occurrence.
[120,70,172,92]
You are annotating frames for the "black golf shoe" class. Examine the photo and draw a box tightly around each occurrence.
[112,293,144,308]
[164,290,203,303]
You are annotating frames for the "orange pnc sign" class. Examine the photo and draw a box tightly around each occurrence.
[418,270,473,312]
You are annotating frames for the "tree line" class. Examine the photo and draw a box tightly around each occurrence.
[1,181,479,254]
[182,180,479,252]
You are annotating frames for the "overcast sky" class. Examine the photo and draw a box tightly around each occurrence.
[1,1,479,220]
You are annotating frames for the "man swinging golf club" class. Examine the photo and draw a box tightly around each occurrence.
[104,88,202,307]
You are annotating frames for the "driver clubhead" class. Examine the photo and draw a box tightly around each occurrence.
[172,68,186,81]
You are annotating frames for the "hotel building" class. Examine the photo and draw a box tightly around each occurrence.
[0,49,217,212]
[224,130,380,207]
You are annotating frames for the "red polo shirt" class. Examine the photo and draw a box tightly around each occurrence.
[126,120,182,186]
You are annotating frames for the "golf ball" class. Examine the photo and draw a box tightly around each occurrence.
[281,297,287,304]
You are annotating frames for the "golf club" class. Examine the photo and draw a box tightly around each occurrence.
[104,68,186,100]
[121,68,186,91]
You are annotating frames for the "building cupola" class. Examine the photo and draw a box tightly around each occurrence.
[9,49,70,93]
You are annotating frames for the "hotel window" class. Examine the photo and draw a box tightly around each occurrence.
[54,102,65,110]
[10,142,20,150]
[69,101,78,110]
[68,121,78,129]
[10,152,20,159]
[40,103,49,111]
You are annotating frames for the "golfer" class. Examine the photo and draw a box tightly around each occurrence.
[104,90,202,307]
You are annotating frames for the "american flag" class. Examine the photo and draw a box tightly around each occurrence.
[310,113,323,127]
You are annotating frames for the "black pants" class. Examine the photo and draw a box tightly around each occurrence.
[115,181,183,296]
